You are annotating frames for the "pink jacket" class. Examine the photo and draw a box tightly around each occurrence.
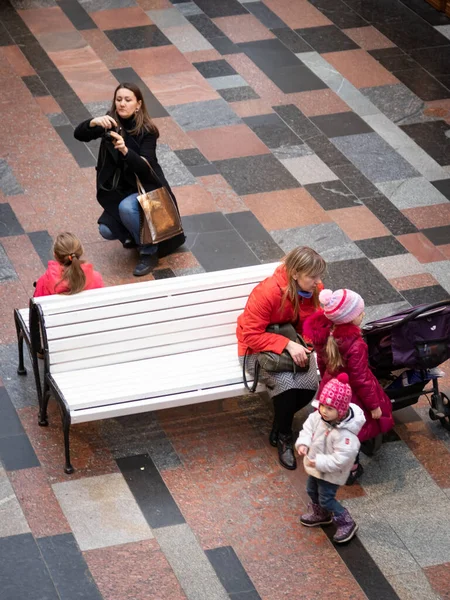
[303,311,394,442]
[34,261,104,297]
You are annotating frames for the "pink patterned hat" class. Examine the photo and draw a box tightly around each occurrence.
[319,288,365,325]
[318,373,352,420]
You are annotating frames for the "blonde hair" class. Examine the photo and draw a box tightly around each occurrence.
[281,246,326,318]
[53,232,86,295]
[325,332,345,374]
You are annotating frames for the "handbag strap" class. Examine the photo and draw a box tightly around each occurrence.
[135,155,164,196]
[242,348,260,393]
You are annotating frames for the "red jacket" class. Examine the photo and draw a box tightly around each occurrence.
[34,261,104,297]
[303,311,394,441]
[236,264,321,356]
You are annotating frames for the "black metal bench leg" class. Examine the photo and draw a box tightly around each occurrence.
[38,389,50,427]
[62,409,74,475]
[17,332,27,375]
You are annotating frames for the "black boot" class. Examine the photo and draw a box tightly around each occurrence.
[277,433,297,470]
[123,238,137,249]
[133,254,158,277]
[269,418,279,447]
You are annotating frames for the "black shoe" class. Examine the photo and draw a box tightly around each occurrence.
[277,433,297,470]
[269,420,279,447]
[346,463,364,486]
[123,238,137,249]
[133,254,158,277]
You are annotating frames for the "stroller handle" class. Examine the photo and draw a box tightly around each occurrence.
[395,298,450,327]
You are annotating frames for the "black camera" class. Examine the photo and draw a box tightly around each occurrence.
[104,125,121,140]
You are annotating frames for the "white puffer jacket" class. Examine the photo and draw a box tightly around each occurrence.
[295,403,366,486]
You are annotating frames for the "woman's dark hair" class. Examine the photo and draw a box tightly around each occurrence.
[53,232,86,295]
[109,82,159,138]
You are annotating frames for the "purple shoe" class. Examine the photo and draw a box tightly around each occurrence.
[332,508,358,543]
[300,503,333,527]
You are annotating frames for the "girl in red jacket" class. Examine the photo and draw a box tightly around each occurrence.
[303,288,394,485]
[34,232,104,297]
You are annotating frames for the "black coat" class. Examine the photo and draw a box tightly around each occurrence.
[74,118,185,257]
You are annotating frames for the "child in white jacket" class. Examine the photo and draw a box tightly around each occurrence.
[295,373,365,543]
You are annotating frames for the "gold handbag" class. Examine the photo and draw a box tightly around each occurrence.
[136,157,183,245]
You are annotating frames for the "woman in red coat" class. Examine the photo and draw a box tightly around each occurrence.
[303,288,394,484]
[237,247,326,470]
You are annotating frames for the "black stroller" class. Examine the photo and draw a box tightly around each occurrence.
[363,299,450,432]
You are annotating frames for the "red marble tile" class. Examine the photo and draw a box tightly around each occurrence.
[389,273,439,291]
[137,0,172,7]
[17,404,119,484]
[84,540,187,600]
[154,117,196,149]
[291,89,350,117]
[402,203,450,229]
[82,29,129,69]
[396,420,450,488]
[174,184,218,215]
[144,71,219,106]
[424,563,450,600]
[0,280,30,344]
[91,7,152,30]
[1,235,45,295]
[184,49,222,63]
[397,232,446,263]
[329,206,390,240]
[0,46,35,76]
[82,240,154,286]
[38,31,88,53]
[225,53,285,105]
[19,7,75,35]
[198,174,246,213]
[213,15,275,43]
[263,0,332,29]
[230,99,274,118]
[439,243,450,259]
[424,99,450,120]
[324,49,399,88]
[244,188,330,230]
[342,26,396,50]
[34,95,62,115]
[8,467,71,538]
[121,46,193,78]
[188,124,270,161]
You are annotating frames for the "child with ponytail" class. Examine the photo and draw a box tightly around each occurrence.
[303,289,394,485]
[34,232,104,297]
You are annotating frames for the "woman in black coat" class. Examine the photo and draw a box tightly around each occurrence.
[74,82,185,276]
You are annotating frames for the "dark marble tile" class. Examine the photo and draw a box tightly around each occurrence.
[363,196,418,235]
[117,453,186,529]
[305,180,360,210]
[0,534,59,600]
[175,148,209,167]
[331,164,382,200]
[244,1,286,29]
[243,113,301,149]
[375,17,450,51]
[38,70,92,125]
[296,25,359,53]
[37,534,102,600]
[22,75,48,97]
[182,212,234,233]
[311,112,373,138]
[208,36,241,55]
[193,0,247,18]
[206,546,260,597]
[213,154,300,195]
[106,25,171,51]
[308,0,367,28]
[111,67,168,118]
[218,86,260,102]
[369,47,405,60]
[409,46,450,79]
[247,239,285,263]
[271,27,313,54]
[58,0,97,30]
[400,121,450,167]
[55,125,97,168]
[273,104,321,142]
[393,67,450,101]
[306,134,351,167]
[393,405,422,424]
[422,225,450,246]
[0,160,23,196]
[28,230,53,267]
[325,257,402,305]
[153,268,176,279]
[226,210,274,243]
[189,163,219,176]
[0,243,17,282]
[0,344,39,410]
[186,14,225,39]
[0,203,25,237]
[0,22,14,46]
[398,0,450,26]
[0,434,40,470]
[356,235,409,259]
[402,285,449,305]
[374,53,418,72]
[189,229,260,271]
[431,179,450,200]
[0,3,30,38]
[193,59,237,78]
[276,63,329,93]
[16,34,55,72]
[0,387,25,438]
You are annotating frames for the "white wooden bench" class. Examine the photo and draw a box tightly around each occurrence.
[19,263,279,473]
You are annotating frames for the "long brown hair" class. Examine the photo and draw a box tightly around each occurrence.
[281,246,326,318]
[109,82,159,138]
[325,332,345,374]
[53,232,86,295]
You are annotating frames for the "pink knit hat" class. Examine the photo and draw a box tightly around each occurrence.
[318,373,352,420]
[319,288,364,325]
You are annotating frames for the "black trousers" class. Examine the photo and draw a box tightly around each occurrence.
[273,388,316,435]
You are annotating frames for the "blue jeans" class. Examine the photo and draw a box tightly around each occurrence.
[99,192,158,256]
[306,475,344,515]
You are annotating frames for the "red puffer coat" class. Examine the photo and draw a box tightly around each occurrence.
[303,311,394,441]
[236,264,321,356]
[34,261,104,297]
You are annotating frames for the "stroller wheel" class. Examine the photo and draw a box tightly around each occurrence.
[439,393,450,431]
